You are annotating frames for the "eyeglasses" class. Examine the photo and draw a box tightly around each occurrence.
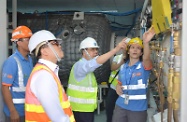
[19,37,30,42]
[49,41,62,47]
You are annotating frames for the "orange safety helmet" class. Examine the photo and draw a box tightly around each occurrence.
[128,37,143,48]
[11,26,32,42]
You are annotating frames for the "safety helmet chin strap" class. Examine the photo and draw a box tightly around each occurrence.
[47,43,61,62]
[84,48,92,60]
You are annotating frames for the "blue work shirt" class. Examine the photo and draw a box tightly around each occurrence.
[116,60,151,111]
[2,49,33,116]
[73,57,102,81]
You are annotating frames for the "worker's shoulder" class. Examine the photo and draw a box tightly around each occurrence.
[33,69,54,79]
[31,69,56,86]
[3,54,18,66]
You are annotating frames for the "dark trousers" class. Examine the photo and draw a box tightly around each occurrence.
[5,115,25,122]
[112,105,147,122]
[73,111,94,122]
[106,88,119,122]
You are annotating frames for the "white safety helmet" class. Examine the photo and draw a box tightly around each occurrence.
[28,30,62,53]
[79,37,99,51]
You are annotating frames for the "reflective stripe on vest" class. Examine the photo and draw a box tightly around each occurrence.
[120,94,146,100]
[122,80,147,90]
[68,84,96,92]
[110,73,119,79]
[25,101,71,113]
[110,83,116,90]
[11,57,25,104]
[12,99,25,104]
[68,96,96,104]
[67,65,98,112]
[25,64,75,122]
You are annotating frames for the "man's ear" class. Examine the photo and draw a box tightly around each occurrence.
[41,48,48,56]
[16,41,21,46]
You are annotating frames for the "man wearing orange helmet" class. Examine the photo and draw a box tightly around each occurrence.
[1,26,33,122]
[112,27,155,122]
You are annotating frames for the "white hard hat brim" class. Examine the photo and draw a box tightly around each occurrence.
[29,30,62,53]
[55,38,62,41]
[79,46,99,51]
[34,39,63,56]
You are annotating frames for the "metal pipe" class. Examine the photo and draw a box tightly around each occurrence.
[140,0,150,20]
[167,55,175,122]
[172,30,181,122]
[157,67,164,122]
[156,49,166,122]
[172,71,180,122]
[172,1,182,121]
[173,31,181,55]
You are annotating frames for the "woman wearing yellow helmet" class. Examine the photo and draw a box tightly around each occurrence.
[112,27,155,122]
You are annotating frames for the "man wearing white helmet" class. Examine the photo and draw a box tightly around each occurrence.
[25,30,75,122]
[67,37,127,122]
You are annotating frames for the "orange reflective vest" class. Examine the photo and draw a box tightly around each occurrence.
[25,63,75,122]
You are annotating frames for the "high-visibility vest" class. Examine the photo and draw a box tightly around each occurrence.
[25,63,75,122]
[108,54,123,89]
[67,65,98,112]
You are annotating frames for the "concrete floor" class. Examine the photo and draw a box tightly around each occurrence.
[94,110,106,122]
[94,108,157,122]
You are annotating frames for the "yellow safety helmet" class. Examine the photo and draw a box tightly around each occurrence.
[128,37,143,48]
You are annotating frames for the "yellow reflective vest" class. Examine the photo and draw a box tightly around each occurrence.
[25,63,75,122]
[109,54,123,89]
[67,65,98,112]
